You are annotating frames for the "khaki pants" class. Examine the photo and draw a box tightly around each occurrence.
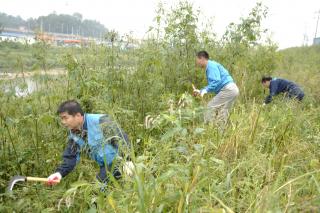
[204,82,239,126]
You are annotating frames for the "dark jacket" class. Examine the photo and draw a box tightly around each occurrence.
[265,78,304,104]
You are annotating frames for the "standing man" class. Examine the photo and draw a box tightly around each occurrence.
[261,76,304,104]
[47,100,134,185]
[193,51,239,125]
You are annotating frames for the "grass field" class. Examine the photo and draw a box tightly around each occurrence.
[0,1,320,212]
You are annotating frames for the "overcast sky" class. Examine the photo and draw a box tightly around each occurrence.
[1,0,320,49]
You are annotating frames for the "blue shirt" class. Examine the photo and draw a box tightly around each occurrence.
[201,60,234,94]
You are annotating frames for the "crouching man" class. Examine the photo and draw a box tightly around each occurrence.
[261,76,305,104]
[47,100,134,185]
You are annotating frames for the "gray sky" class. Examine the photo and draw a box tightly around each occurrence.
[1,0,320,49]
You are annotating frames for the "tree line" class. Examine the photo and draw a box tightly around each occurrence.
[0,12,108,38]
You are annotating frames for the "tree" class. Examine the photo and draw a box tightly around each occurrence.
[104,29,119,67]
[0,11,107,37]
[73,12,83,21]
[223,2,268,47]
[105,29,119,46]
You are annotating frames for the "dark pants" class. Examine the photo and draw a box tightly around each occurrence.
[96,165,121,183]
[286,87,304,101]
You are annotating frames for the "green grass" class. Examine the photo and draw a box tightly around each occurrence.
[0,1,320,212]
[0,41,65,72]
[0,45,319,212]
[1,92,319,212]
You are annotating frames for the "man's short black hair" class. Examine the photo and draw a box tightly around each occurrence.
[261,76,272,83]
[196,51,209,59]
[57,100,84,116]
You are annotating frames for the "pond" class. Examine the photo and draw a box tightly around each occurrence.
[3,77,38,97]
[1,69,65,97]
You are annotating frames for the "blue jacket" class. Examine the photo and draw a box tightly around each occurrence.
[56,114,130,177]
[201,60,234,94]
[265,78,304,104]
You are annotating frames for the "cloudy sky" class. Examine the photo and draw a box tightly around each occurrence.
[1,0,320,49]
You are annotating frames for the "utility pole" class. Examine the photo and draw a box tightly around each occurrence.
[303,33,308,46]
[40,18,43,33]
[315,10,320,39]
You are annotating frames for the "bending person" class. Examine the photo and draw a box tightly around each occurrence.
[261,76,304,104]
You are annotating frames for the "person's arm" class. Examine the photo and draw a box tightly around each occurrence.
[47,139,79,185]
[265,95,272,104]
[99,116,134,176]
[114,131,131,160]
[115,131,135,177]
[55,139,79,177]
[100,116,131,159]
[265,82,277,104]
[201,64,221,94]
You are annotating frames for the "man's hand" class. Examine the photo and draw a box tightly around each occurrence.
[123,161,135,177]
[47,172,62,185]
[192,84,207,98]
[192,84,201,97]
[193,89,201,97]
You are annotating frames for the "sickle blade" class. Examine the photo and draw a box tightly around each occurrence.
[7,176,26,191]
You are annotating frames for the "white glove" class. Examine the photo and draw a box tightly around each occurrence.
[194,89,200,93]
[47,172,62,185]
[123,161,135,177]
[200,89,207,97]
[193,89,201,96]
